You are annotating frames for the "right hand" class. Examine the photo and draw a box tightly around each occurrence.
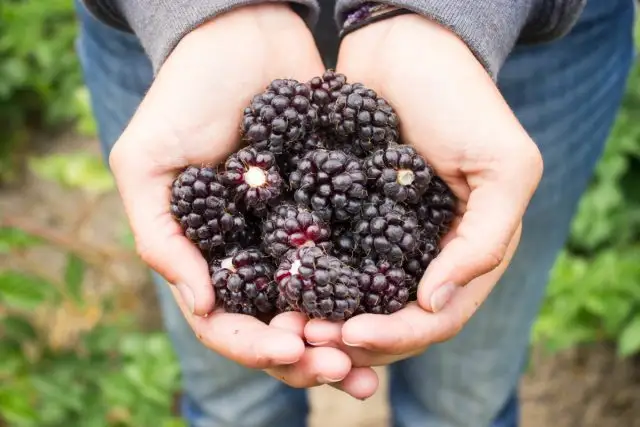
[108,4,378,399]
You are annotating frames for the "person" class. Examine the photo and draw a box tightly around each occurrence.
[74,0,636,425]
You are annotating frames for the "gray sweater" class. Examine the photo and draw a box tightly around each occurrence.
[81,0,585,78]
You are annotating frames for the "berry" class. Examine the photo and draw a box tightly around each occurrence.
[219,147,283,215]
[308,70,348,127]
[354,194,420,263]
[415,176,457,237]
[210,249,278,317]
[404,237,439,297]
[170,166,246,256]
[241,79,316,155]
[284,131,335,173]
[290,149,368,222]
[261,204,332,258]
[357,259,410,314]
[275,246,360,320]
[331,225,361,266]
[364,144,433,204]
[328,82,399,156]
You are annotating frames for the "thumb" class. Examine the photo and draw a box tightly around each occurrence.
[418,152,542,312]
[110,146,216,317]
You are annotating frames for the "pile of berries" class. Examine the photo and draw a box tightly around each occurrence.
[170,71,457,321]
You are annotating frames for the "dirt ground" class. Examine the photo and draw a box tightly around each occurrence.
[2,134,640,427]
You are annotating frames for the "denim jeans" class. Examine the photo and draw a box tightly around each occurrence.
[74,1,636,426]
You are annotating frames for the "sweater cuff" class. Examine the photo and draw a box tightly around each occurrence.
[83,0,320,73]
[335,0,586,79]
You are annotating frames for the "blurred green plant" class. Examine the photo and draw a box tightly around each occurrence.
[533,47,640,357]
[0,154,184,427]
[0,0,96,183]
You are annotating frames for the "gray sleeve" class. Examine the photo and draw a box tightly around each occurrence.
[81,0,320,73]
[335,0,586,79]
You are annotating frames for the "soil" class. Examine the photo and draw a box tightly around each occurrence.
[2,133,640,427]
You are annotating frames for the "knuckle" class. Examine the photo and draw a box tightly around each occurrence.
[480,247,505,272]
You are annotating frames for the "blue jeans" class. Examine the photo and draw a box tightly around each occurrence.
[74,1,636,426]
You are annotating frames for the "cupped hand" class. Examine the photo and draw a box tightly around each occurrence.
[108,4,377,398]
[305,14,543,365]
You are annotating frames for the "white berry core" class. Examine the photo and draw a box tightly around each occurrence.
[244,166,267,188]
[397,169,416,186]
[289,259,302,276]
[221,257,235,271]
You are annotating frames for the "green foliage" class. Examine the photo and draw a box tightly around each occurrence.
[28,153,115,195]
[0,0,96,182]
[0,153,182,426]
[533,51,640,357]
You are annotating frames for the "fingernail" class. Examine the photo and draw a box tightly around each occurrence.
[307,341,329,346]
[317,374,346,384]
[430,282,458,312]
[342,339,363,348]
[176,283,195,314]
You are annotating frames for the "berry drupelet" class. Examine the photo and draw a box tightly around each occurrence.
[364,144,433,204]
[219,147,284,216]
[275,246,360,320]
[210,249,278,317]
[308,70,348,128]
[403,237,440,297]
[170,166,246,257]
[241,78,316,155]
[261,204,332,258]
[290,149,368,222]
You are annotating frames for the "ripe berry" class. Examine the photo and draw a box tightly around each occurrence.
[219,147,283,215]
[275,246,360,320]
[364,144,433,204]
[261,204,332,258]
[290,149,367,222]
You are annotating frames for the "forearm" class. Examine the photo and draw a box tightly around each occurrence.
[81,0,320,72]
[335,0,586,78]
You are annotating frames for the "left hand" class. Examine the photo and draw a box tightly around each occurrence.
[305,14,542,365]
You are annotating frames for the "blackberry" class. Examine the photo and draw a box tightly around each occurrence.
[364,145,433,204]
[219,147,283,215]
[354,194,420,263]
[415,176,457,237]
[308,70,348,127]
[283,131,334,173]
[170,166,246,255]
[210,249,278,317]
[241,79,316,155]
[290,149,368,222]
[328,82,399,156]
[404,237,440,297]
[331,225,361,266]
[261,204,332,258]
[357,259,410,314]
[275,246,360,320]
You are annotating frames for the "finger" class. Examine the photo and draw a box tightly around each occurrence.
[330,367,380,400]
[342,231,520,354]
[170,286,305,368]
[304,319,344,346]
[270,311,309,337]
[267,347,351,388]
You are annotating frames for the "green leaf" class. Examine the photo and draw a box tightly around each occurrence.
[64,254,85,305]
[618,315,640,357]
[0,227,41,253]
[2,315,37,341]
[0,271,54,310]
[28,153,114,195]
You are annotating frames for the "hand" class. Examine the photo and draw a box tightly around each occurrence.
[305,14,543,365]
[108,4,377,398]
